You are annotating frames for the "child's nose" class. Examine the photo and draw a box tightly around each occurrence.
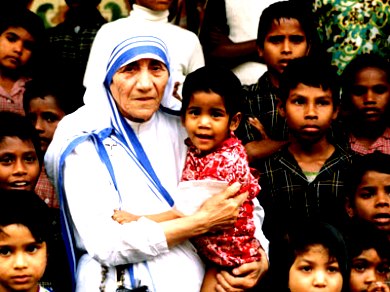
[198,115,211,127]
[13,159,27,175]
[312,271,327,287]
[14,252,28,269]
[363,90,377,104]
[282,40,292,53]
[12,40,24,54]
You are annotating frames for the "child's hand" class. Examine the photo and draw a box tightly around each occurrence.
[112,209,140,224]
[367,281,390,292]
[248,117,269,140]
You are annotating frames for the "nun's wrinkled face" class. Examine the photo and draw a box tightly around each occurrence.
[110,58,169,122]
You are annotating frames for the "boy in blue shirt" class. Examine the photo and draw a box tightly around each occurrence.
[258,56,354,241]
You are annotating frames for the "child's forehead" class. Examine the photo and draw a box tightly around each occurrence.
[267,18,306,34]
[288,83,333,97]
[354,248,388,263]
[359,170,390,186]
[2,26,35,41]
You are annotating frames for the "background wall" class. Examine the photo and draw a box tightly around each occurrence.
[29,0,131,28]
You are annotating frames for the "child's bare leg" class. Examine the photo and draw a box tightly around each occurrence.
[200,266,219,292]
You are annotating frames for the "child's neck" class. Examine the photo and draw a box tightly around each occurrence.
[351,121,387,144]
[288,136,335,172]
[0,71,19,93]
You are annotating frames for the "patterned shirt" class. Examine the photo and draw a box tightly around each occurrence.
[235,72,289,145]
[258,143,354,241]
[350,127,390,155]
[0,77,29,115]
[35,165,59,209]
[181,134,262,266]
[313,0,390,74]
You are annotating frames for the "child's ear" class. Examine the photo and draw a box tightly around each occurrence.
[277,98,286,118]
[229,112,242,132]
[345,198,355,218]
[257,46,264,59]
[332,105,339,120]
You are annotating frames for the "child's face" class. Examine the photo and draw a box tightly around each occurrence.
[258,18,309,84]
[26,95,66,153]
[0,27,34,71]
[0,224,47,292]
[350,67,390,125]
[350,248,390,292]
[279,83,338,144]
[288,244,343,292]
[135,0,173,11]
[0,137,40,192]
[348,171,390,232]
[183,91,240,154]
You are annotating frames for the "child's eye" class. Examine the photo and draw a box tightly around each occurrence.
[23,154,38,164]
[352,261,367,272]
[42,112,61,123]
[358,191,375,199]
[210,110,225,118]
[292,98,305,105]
[372,85,389,95]
[317,99,331,106]
[23,40,34,52]
[289,35,305,44]
[0,155,14,165]
[351,86,367,96]
[377,263,390,275]
[268,35,284,44]
[187,109,200,116]
[26,243,40,253]
[300,265,312,272]
[0,247,11,256]
[327,265,340,273]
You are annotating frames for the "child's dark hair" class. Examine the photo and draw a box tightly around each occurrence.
[345,151,390,202]
[345,219,390,263]
[256,1,317,49]
[0,8,45,43]
[0,8,45,76]
[341,53,390,109]
[269,221,349,291]
[181,66,243,118]
[0,189,51,244]
[279,56,340,106]
[23,78,79,115]
[0,111,42,165]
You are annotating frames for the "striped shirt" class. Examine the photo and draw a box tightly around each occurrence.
[258,143,354,240]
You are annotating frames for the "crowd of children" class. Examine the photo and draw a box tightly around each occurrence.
[0,0,388,291]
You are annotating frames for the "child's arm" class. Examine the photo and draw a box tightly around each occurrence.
[245,117,288,162]
[112,209,183,224]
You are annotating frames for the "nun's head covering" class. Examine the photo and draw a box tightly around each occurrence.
[84,35,174,118]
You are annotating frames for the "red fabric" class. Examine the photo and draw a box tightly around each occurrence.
[0,78,28,115]
[35,166,59,209]
[350,128,390,155]
[181,134,262,266]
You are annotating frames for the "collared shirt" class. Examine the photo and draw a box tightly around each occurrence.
[350,128,390,155]
[236,72,289,145]
[0,77,29,115]
[258,143,354,240]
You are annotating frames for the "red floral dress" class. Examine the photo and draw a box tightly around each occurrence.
[181,134,262,266]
